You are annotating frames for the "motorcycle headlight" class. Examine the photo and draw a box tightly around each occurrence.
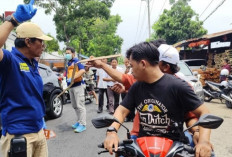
[189,81,203,93]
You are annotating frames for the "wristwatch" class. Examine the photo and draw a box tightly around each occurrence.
[107,126,117,133]
[5,15,19,27]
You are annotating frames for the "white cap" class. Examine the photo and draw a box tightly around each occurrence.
[158,44,179,65]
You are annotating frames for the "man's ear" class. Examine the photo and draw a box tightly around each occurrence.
[72,53,75,58]
[163,64,170,72]
[25,38,31,47]
[140,60,147,68]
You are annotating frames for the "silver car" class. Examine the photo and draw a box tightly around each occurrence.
[178,61,205,102]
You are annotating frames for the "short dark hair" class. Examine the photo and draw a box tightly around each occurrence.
[14,38,37,48]
[162,61,180,74]
[150,39,167,48]
[110,58,118,62]
[66,47,75,53]
[126,42,159,66]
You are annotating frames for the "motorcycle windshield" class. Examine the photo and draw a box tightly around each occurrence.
[136,137,173,157]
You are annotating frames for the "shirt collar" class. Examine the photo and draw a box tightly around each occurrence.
[11,47,38,67]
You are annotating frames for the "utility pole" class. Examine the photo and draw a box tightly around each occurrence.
[142,0,151,39]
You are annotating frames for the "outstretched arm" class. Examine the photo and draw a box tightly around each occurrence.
[0,0,37,61]
[104,105,130,154]
[192,104,213,157]
[88,60,124,83]
[0,22,14,61]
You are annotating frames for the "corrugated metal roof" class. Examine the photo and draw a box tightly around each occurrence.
[202,29,232,39]
[174,29,232,47]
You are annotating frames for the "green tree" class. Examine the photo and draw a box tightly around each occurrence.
[44,34,60,53]
[151,0,207,44]
[25,0,122,56]
[87,15,123,57]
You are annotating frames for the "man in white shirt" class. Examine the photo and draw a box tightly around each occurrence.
[96,58,109,113]
[103,58,123,114]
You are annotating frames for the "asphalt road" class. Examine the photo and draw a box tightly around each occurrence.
[46,99,232,157]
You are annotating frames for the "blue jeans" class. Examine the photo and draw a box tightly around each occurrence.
[184,132,215,157]
[184,131,194,147]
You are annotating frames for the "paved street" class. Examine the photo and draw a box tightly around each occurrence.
[46,99,232,157]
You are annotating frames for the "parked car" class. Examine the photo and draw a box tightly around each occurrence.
[178,61,205,102]
[181,59,207,70]
[39,63,64,119]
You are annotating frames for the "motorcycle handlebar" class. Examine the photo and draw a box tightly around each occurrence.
[98,142,124,148]
[184,144,195,154]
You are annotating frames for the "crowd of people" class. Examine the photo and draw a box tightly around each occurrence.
[0,0,220,157]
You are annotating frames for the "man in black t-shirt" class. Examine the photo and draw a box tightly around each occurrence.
[104,42,212,157]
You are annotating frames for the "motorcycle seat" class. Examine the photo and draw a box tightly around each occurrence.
[206,81,222,87]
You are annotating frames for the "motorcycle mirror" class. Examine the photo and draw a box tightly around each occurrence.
[91,115,120,128]
[197,114,223,129]
[91,115,132,139]
[184,114,223,132]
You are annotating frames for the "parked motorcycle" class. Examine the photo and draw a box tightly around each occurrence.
[92,114,223,157]
[224,76,232,108]
[203,76,232,109]
[83,80,95,103]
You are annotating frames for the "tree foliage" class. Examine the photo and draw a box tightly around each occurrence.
[151,0,207,45]
[44,34,60,53]
[87,15,123,57]
[25,0,122,57]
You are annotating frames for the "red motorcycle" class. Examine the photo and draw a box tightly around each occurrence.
[92,114,223,157]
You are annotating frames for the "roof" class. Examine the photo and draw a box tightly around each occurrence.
[174,29,232,48]
[40,52,64,60]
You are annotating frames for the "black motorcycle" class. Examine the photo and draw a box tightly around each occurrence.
[203,76,232,108]
[84,80,95,103]
[224,76,232,108]
[92,114,223,157]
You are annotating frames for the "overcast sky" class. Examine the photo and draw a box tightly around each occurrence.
[1,0,232,55]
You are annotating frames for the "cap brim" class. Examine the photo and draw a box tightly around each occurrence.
[37,34,53,41]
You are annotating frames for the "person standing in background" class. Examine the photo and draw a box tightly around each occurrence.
[103,58,123,114]
[96,58,109,113]
[221,58,231,73]
[65,47,86,133]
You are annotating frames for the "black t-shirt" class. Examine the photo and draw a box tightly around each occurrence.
[121,74,202,140]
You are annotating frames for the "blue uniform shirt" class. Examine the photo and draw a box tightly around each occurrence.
[0,47,45,136]
[66,57,85,87]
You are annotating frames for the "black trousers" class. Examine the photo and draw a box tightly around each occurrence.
[98,88,109,111]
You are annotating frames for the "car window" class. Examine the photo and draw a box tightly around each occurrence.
[178,62,193,76]
[39,67,48,78]
[47,69,52,77]
[185,60,206,66]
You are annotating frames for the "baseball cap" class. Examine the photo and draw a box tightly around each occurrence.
[16,22,53,41]
[158,44,179,65]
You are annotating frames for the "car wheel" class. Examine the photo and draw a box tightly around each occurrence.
[48,93,63,119]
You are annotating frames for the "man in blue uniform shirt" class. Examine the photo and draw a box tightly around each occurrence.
[0,0,52,156]
[65,47,86,133]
